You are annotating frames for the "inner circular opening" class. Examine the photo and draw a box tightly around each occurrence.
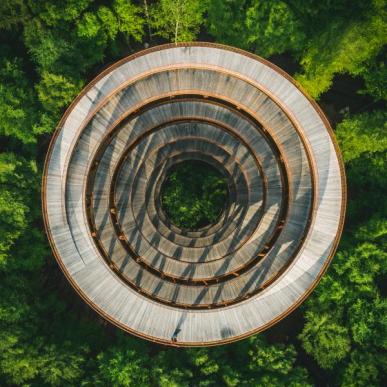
[161,160,229,230]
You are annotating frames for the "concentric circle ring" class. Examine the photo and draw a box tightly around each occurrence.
[42,43,346,346]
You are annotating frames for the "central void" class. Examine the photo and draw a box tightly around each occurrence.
[160,160,229,230]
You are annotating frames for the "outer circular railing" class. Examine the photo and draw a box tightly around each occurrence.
[42,43,346,346]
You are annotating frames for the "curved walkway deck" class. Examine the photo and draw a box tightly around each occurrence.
[43,43,346,346]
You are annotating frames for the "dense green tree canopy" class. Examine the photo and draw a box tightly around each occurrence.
[0,56,41,143]
[0,1,385,386]
[150,0,207,43]
[161,161,228,229]
[296,1,387,98]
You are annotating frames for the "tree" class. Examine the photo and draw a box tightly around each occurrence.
[247,335,312,386]
[0,2,386,386]
[355,47,387,101]
[299,313,351,369]
[0,0,29,30]
[299,206,386,380]
[245,0,305,57]
[151,350,193,387]
[296,1,387,98]
[348,297,387,348]
[184,337,311,386]
[23,0,143,81]
[0,56,41,144]
[35,72,82,114]
[150,0,208,43]
[161,161,228,229]
[336,111,387,223]
[0,190,28,267]
[286,0,370,35]
[299,106,386,383]
[336,111,387,162]
[112,0,144,41]
[0,153,39,267]
[341,349,386,387]
[207,0,305,56]
[95,336,151,386]
[206,0,250,49]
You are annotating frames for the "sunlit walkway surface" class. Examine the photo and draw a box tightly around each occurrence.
[43,43,346,346]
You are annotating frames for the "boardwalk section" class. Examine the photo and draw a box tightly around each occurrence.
[43,43,346,346]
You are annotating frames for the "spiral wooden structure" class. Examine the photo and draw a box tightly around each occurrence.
[42,43,346,346]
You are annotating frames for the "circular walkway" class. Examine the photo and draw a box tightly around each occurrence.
[42,43,346,346]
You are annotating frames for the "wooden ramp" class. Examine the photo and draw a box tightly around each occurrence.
[42,43,346,346]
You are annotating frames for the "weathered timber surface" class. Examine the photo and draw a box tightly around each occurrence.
[43,43,345,346]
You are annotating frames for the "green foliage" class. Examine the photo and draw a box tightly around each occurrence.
[0,333,88,386]
[0,153,39,267]
[112,0,144,40]
[0,57,40,143]
[245,0,305,57]
[182,337,311,386]
[36,72,82,114]
[22,0,143,81]
[96,342,151,386]
[0,0,29,30]
[0,1,385,386]
[0,190,28,267]
[206,0,250,49]
[77,0,144,44]
[189,348,220,376]
[296,1,387,98]
[299,215,386,382]
[247,336,311,386]
[23,3,100,78]
[88,335,312,386]
[346,151,386,223]
[207,0,386,100]
[207,0,305,56]
[150,0,207,43]
[151,351,193,387]
[299,109,386,383]
[286,0,370,33]
[351,46,387,101]
[341,349,386,387]
[349,297,387,347]
[299,313,351,369]
[162,161,228,229]
[336,111,387,162]
[337,112,387,223]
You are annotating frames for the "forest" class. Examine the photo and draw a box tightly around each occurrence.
[0,0,386,386]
